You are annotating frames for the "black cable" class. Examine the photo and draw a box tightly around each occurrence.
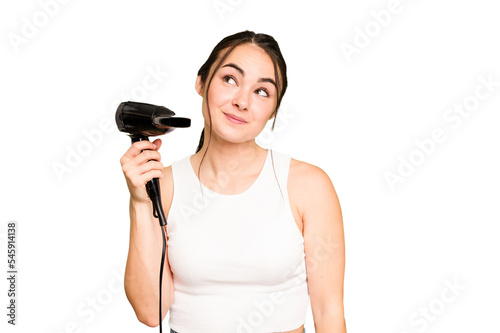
[159,224,167,333]
[150,194,168,333]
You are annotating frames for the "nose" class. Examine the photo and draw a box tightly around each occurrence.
[232,89,250,111]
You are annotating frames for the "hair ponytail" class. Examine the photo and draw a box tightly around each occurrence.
[195,128,205,154]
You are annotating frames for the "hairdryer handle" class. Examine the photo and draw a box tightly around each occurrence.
[130,135,167,226]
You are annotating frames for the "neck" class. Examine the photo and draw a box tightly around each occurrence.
[191,132,268,184]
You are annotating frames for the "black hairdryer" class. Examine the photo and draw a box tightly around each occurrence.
[116,101,190,333]
[116,101,191,226]
[116,101,191,139]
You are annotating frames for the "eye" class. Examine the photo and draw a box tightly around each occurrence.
[255,88,269,97]
[223,75,237,86]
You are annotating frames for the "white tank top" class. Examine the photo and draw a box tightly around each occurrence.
[166,149,309,333]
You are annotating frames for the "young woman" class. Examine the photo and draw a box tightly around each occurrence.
[120,31,346,333]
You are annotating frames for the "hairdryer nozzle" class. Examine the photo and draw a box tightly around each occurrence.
[115,101,191,139]
[152,115,191,129]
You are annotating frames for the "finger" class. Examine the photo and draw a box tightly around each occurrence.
[133,150,162,165]
[152,138,162,150]
[122,152,161,177]
[125,140,158,158]
[121,141,159,165]
[135,161,164,177]
[124,162,164,187]
[140,169,165,185]
[132,140,159,153]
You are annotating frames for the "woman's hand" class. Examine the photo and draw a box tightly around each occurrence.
[120,138,164,204]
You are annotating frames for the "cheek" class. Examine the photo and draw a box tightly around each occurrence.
[253,97,276,120]
[207,81,232,107]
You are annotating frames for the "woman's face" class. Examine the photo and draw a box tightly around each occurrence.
[196,43,278,144]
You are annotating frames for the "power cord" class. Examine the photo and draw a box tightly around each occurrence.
[159,224,167,333]
[149,188,168,333]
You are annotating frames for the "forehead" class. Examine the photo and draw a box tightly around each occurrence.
[221,43,275,78]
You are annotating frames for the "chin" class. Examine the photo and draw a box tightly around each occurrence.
[213,127,253,144]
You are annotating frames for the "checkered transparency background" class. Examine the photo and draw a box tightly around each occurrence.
[1,0,499,332]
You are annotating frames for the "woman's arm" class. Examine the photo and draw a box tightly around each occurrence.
[124,196,174,327]
[120,139,175,327]
[290,160,346,333]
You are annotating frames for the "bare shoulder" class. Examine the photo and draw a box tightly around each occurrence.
[288,157,339,218]
[289,157,335,191]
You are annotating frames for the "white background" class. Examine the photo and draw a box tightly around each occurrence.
[1,0,499,332]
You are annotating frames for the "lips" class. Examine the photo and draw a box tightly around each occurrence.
[224,113,247,123]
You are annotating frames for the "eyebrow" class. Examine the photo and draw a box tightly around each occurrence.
[222,63,277,88]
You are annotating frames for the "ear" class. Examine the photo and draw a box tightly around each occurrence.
[195,75,204,97]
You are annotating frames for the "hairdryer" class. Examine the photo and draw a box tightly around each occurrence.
[116,101,190,333]
[116,101,191,226]
[116,101,191,139]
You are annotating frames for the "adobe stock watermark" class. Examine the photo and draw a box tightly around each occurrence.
[6,221,18,325]
[51,65,169,182]
[47,268,124,333]
[7,0,72,54]
[396,277,466,333]
[384,73,499,191]
[340,0,416,64]
[212,0,244,21]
